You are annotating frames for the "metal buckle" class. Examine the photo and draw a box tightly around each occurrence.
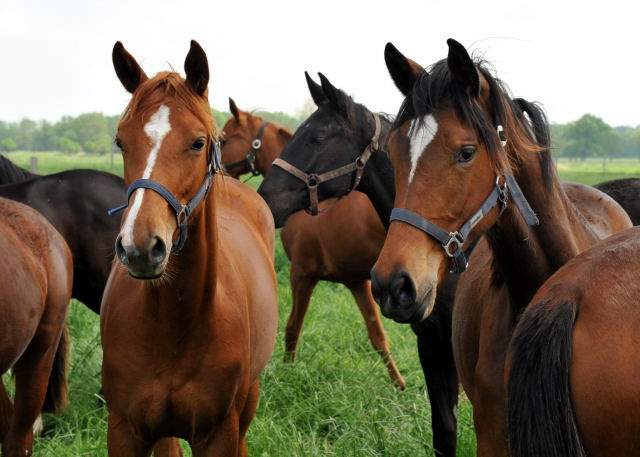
[496,175,508,207]
[497,125,507,147]
[442,232,464,257]
[176,205,189,225]
[251,138,262,150]
[355,156,365,169]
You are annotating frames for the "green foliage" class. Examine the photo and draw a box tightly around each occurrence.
[0,137,17,152]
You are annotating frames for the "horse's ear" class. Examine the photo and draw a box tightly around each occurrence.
[305,71,326,106]
[184,40,209,96]
[318,73,347,114]
[384,42,424,96]
[229,97,240,119]
[446,38,480,98]
[112,41,148,93]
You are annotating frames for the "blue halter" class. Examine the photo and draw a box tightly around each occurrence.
[108,140,222,253]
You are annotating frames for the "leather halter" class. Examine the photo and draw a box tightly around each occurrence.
[223,121,268,176]
[272,114,382,216]
[108,140,222,253]
[390,128,539,274]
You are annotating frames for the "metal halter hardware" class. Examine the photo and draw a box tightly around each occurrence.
[223,121,268,176]
[390,175,539,274]
[271,114,382,216]
[107,140,221,253]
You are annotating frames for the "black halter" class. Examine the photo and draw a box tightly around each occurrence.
[223,121,268,176]
[108,140,222,253]
[390,127,539,274]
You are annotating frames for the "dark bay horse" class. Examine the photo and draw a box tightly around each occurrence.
[371,39,632,456]
[220,99,405,388]
[507,225,640,457]
[0,155,124,313]
[101,41,277,457]
[594,177,640,225]
[258,73,460,457]
[0,197,73,457]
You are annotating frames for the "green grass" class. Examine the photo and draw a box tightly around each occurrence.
[2,152,639,456]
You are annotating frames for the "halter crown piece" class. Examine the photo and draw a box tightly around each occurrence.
[271,113,382,216]
[390,125,540,274]
[107,140,222,253]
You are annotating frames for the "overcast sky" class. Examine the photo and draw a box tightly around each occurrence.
[1,0,638,127]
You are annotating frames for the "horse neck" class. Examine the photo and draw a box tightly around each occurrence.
[486,152,595,308]
[257,125,290,175]
[356,116,395,230]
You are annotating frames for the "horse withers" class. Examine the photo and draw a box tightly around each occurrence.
[101,41,277,456]
[0,198,73,457]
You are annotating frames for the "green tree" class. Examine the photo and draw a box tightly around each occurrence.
[1,137,17,152]
[58,137,82,153]
[564,114,615,162]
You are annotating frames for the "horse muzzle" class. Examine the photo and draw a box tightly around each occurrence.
[371,268,436,323]
[115,234,168,279]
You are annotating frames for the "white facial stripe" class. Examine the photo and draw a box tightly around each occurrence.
[121,105,172,245]
[407,114,438,183]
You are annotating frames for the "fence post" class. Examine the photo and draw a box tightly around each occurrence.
[30,156,38,173]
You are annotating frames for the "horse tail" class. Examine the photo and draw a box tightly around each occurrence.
[42,323,69,413]
[507,300,585,457]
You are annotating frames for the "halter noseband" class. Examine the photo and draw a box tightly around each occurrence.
[271,114,382,216]
[223,121,268,176]
[390,126,539,274]
[108,140,222,253]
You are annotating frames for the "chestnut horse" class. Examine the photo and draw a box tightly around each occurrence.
[0,198,73,457]
[220,98,405,388]
[101,41,277,457]
[371,39,632,457]
[507,225,640,457]
[258,73,460,457]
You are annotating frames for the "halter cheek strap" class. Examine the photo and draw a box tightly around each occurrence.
[223,121,268,176]
[271,114,382,216]
[390,175,539,274]
[108,141,221,253]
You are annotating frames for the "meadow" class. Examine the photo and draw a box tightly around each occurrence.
[2,150,639,456]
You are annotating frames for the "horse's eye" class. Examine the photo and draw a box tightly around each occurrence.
[456,146,476,163]
[311,136,325,145]
[191,137,206,151]
[114,138,123,151]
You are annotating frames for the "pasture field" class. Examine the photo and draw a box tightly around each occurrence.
[2,151,639,456]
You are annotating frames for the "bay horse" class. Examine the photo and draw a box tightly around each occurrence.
[0,197,73,457]
[507,225,640,457]
[101,41,277,457]
[258,73,460,457]
[0,154,124,313]
[371,39,632,457]
[220,99,405,388]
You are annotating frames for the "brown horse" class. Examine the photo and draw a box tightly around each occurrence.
[371,39,632,456]
[0,198,73,457]
[220,99,405,388]
[101,41,277,457]
[507,225,640,457]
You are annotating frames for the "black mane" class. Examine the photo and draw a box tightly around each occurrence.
[0,154,38,184]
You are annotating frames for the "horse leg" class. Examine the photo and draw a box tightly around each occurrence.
[152,438,183,457]
[190,411,240,457]
[284,273,318,362]
[413,317,459,457]
[346,281,406,389]
[0,380,13,443]
[237,380,260,457]
[1,330,61,456]
[107,416,153,457]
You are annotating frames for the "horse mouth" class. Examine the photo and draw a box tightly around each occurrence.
[387,286,436,324]
[128,271,163,280]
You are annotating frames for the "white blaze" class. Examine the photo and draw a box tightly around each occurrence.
[407,114,438,183]
[120,105,171,245]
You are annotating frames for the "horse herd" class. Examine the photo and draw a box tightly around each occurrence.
[0,38,639,457]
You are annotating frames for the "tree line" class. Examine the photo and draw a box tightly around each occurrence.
[1,109,639,160]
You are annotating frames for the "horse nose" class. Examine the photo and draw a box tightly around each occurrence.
[115,234,167,278]
[371,268,417,321]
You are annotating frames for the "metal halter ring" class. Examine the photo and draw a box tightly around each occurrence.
[443,232,464,257]
[306,174,319,188]
[251,138,262,149]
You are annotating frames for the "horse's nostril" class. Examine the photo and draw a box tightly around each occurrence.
[391,271,417,308]
[115,235,128,265]
[149,236,167,265]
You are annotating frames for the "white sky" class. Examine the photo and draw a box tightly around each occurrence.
[1,0,638,127]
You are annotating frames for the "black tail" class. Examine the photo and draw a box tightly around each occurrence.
[42,324,69,413]
[507,300,585,457]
